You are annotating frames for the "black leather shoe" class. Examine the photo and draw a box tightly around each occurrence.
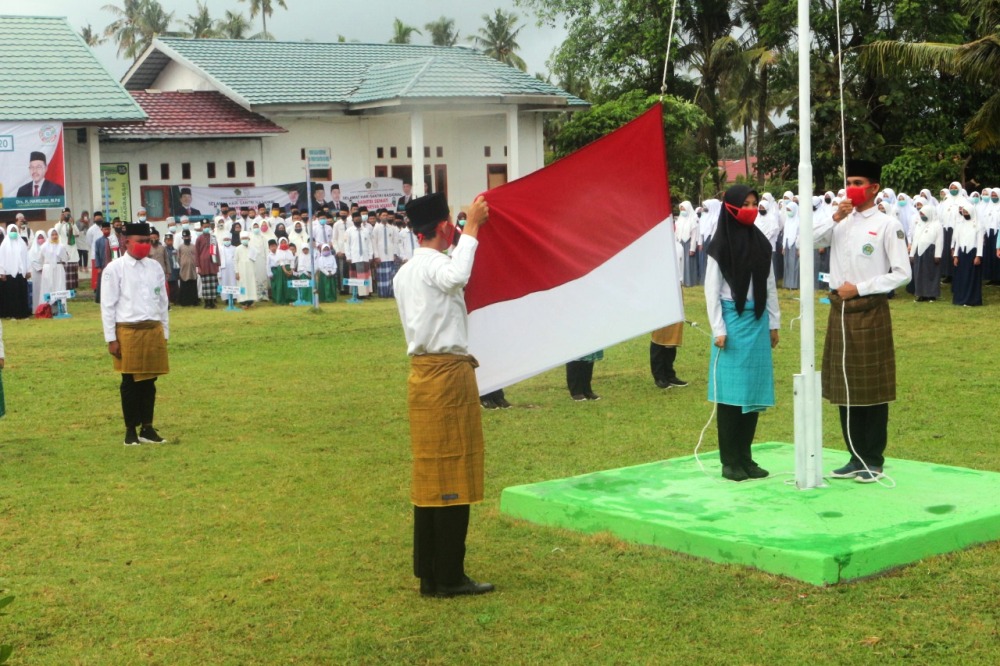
[419,578,436,597]
[721,465,749,482]
[434,576,495,598]
[745,463,769,479]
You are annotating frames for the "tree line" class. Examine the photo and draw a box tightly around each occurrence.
[520,0,1000,202]
[84,1,530,71]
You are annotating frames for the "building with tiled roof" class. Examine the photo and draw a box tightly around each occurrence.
[99,37,588,220]
[0,15,146,222]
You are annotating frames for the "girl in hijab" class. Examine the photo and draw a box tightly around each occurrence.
[982,188,1000,284]
[676,201,700,287]
[705,185,780,482]
[39,228,69,310]
[909,201,944,301]
[951,200,984,306]
[249,221,270,301]
[316,242,338,302]
[218,231,237,293]
[895,193,916,244]
[229,221,243,247]
[940,182,968,281]
[0,224,32,319]
[781,201,800,290]
[273,222,289,241]
[27,230,46,309]
[269,237,294,305]
[234,231,258,308]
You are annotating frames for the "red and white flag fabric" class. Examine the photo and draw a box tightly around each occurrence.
[467,103,683,394]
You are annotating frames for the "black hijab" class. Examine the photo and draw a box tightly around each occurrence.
[706,184,772,319]
[230,222,242,246]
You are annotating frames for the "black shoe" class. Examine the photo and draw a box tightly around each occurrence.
[138,425,166,444]
[434,576,495,598]
[745,463,769,479]
[722,465,748,482]
[655,379,671,389]
[571,394,587,402]
[666,376,688,388]
[419,578,436,597]
[480,398,499,410]
[497,397,512,409]
[124,428,140,446]
[585,392,601,401]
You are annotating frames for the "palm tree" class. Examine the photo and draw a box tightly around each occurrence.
[861,0,1000,150]
[103,0,175,60]
[425,16,459,47]
[471,9,526,71]
[218,10,253,39]
[80,23,106,47]
[238,0,288,40]
[183,1,220,39]
[389,18,422,44]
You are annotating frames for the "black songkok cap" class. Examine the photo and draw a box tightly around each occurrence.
[124,222,151,236]
[100,221,111,228]
[846,159,882,183]
[29,150,46,163]
[406,193,449,233]
[180,187,192,196]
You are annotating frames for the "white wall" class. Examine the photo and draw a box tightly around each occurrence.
[94,107,548,220]
[151,61,215,91]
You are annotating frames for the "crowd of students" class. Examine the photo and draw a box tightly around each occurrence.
[674,184,1000,306]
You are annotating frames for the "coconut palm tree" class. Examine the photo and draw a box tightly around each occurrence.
[861,0,1000,149]
[80,23,106,47]
[425,16,459,47]
[471,9,526,70]
[389,18,422,44]
[103,0,175,60]
[218,10,253,39]
[238,0,288,40]
[183,1,220,39]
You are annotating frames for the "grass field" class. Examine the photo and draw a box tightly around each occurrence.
[1,282,999,665]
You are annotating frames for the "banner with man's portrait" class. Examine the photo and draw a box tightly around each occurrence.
[0,121,66,211]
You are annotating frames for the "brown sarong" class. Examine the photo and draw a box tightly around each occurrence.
[822,293,895,406]
[651,322,684,347]
[113,321,169,382]
[408,354,484,507]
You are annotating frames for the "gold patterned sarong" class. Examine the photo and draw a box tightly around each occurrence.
[113,321,169,382]
[408,354,484,507]
[651,322,684,347]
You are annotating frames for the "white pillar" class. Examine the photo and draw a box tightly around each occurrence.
[88,127,102,216]
[506,106,520,181]
[410,111,425,195]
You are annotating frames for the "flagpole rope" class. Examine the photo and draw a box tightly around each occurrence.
[659,0,680,100]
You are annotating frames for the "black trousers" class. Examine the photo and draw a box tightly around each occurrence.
[413,504,469,587]
[649,343,678,382]
[838,404,888,467]
[565,360,594,396]
[716,403,759,468]
[120,374,157,429]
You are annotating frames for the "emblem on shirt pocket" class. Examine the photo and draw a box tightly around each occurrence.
[154,287,162,295]
[862,243,875,256]
[896,230,904,239]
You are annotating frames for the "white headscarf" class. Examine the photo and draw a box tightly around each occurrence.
[43,227,63,262]
[919,189,939,207]
[783,201,800,247]
[913,203,941,255]
[28,230,47,267]
[0,224,30,276]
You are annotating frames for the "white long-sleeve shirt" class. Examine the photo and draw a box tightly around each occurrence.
[372,222,398,261]
[397,227,419,261]
[100,254,169,342]
[704,256,780,337]
[813,206,911,295]
[346,225,373,262]
[393,234,479,356]
[331,219,349,254]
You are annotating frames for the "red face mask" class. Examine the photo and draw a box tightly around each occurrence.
[846,185,871,207]
[724,202,758,226]
[129,242,152,260]
[101,228,111,237]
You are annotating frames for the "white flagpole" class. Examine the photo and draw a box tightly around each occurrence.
[794,0,825,489]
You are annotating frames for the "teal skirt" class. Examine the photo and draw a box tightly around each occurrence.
[707,300,774,412]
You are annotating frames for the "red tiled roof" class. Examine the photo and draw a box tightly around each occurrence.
[718,157,758,183]
[102,90,286,138]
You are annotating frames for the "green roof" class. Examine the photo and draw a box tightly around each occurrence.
[126,38,587,110]
[0,15,146,123]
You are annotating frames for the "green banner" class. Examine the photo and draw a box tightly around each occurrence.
[100,163,132,221]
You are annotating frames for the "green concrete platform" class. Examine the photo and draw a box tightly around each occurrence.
[500,443,1000,585]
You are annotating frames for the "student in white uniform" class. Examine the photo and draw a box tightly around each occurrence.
[950,200,984,306]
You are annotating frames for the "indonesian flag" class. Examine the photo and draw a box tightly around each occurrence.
[467,103,683,394]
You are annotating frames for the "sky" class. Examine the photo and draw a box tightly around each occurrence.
[16,0,567,81]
